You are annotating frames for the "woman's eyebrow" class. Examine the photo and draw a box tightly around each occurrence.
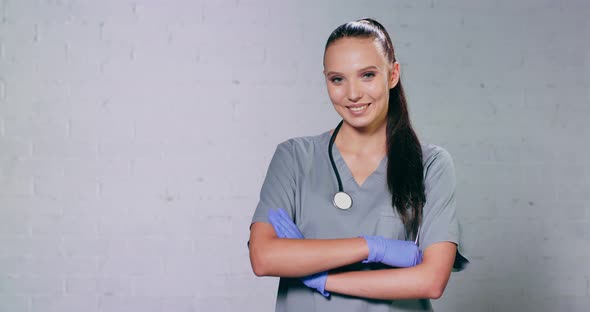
[325,70,343,76]
[357,65,379,72]
[325,65,380,76]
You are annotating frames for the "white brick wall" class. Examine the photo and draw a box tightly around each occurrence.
[1,0,588,311]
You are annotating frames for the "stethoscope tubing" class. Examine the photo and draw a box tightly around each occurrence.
[328,120,345,193]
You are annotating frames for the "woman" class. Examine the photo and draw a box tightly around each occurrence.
[249,18,467,311]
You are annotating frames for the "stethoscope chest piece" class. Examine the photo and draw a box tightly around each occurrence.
[333,191,352,210]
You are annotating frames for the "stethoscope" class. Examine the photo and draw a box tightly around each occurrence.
[328,120,353,210]
[328,120,421,245]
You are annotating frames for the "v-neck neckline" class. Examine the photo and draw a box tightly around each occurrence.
[324,131,387,190]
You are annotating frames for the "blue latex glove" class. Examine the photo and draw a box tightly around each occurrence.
[268,208,329,297]
[361,235,423,267]
[268,208,303,239]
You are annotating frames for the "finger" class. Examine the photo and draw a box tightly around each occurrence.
[267,209,278,222]
[283,225,302,239]
[276,218,298,238]
[277,208,293,222]
[276,214,303,239]
[268,209,279,225]
[274,208,304,239]
[274,209,295,226]
[267,213,281,236]
[273,220,290,238]
[268,212,287,238]
[271,212,293,239]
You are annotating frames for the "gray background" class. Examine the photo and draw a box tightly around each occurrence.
[1,0,589,311]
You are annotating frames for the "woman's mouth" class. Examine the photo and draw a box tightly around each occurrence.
[348,104,370,114]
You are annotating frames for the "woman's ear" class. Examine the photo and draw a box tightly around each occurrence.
[389,62,400,89]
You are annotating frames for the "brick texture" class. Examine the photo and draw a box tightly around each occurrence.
[1,0,589,311]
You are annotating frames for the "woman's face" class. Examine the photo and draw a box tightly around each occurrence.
[324,37,399,133]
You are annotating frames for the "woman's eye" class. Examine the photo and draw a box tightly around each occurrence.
[330,77,343,84]
[362,72,376,79]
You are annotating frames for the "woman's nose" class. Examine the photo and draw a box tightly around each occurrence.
[346,81,362,102]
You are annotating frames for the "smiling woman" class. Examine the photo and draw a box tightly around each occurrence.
[323,38,395,134]
[249,18,468,312]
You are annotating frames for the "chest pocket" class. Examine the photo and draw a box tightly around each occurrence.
[375,209,407,241]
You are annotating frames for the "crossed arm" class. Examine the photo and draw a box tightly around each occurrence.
[249,222,457,300]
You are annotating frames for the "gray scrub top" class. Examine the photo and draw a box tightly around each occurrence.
[251,131,467,312]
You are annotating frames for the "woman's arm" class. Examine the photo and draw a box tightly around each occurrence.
[249,222,369,277]
[325,242,456,300]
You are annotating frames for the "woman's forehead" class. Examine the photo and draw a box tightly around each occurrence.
[324,37,389,71]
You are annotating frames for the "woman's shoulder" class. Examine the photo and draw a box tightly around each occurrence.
[275,131,331,157]
[421,143,454,172]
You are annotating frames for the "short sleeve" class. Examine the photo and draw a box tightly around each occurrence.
[418,147,469,271]
[251,141,297,226]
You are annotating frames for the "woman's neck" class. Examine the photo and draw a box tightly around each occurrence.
[335,121,387,156]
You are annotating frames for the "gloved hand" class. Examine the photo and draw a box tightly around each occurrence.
[268,208,329,297]
[361,235,423,268]
[268,208,303,239]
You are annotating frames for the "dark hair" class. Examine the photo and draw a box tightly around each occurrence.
[325,18,425,240]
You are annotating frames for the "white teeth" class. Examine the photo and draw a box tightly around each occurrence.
[349,105,367,112]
